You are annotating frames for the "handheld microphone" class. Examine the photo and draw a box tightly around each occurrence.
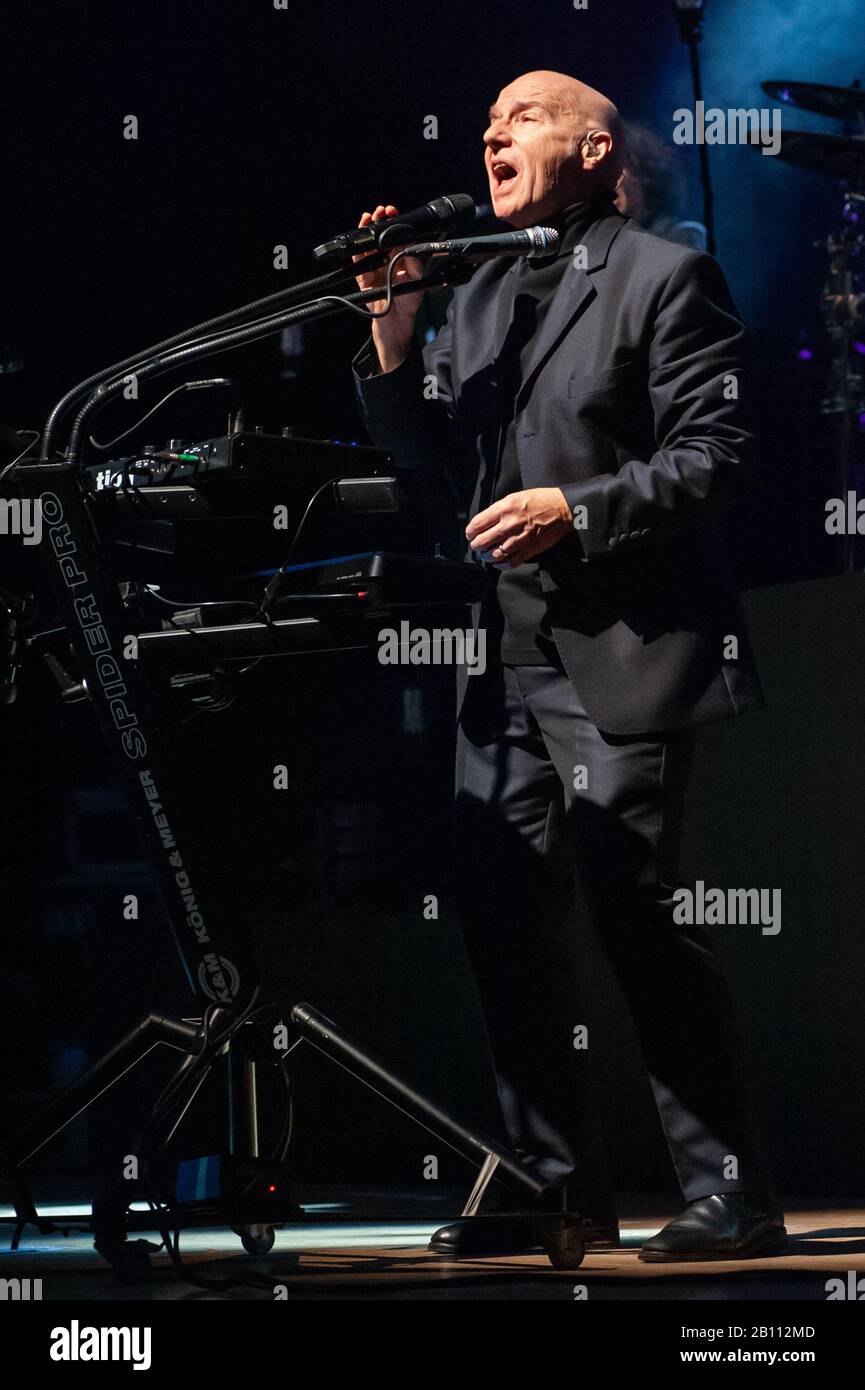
[406,226,559,262]
[313,194,475,264]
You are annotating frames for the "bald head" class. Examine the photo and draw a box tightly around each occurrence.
[484,71,625,227]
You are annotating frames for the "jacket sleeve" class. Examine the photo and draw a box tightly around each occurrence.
[352,306,460,472]
[560,252,760,559]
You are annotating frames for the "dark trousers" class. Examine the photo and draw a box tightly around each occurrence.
[454,660,772,1211]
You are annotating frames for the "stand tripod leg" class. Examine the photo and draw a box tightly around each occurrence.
[6,1012,201,1171]
[460,1152,500,1218]
[290,1002,545,1200]
[1,1009,207,1279]
[288,1004,590,1266]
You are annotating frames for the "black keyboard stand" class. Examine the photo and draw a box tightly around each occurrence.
[2,459,588,1277]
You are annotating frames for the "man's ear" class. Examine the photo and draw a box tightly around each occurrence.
[582,129,613,167]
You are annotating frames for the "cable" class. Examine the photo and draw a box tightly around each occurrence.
[132,585,262,715]
[0,431,40,484]
[65,254,419,460]
[139,584,255,615]
[257,477,341,618]
[273,1061,295,1164]
[125,993,290,1293]
[133,998,258,1168]
[134,1009,215,1156]
[298,248,417,323]
[102,992,302,1292]
[87,378,233,452]
[40,256,368,458]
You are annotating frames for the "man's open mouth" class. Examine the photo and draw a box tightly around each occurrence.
[492,160,519,189]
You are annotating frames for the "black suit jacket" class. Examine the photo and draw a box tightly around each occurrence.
[353,210,764,735]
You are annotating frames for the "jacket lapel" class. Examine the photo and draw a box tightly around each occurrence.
[452,257,520,385]
[516,211,627,408]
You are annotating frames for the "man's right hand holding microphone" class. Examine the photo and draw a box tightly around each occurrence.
[354,204,426,374]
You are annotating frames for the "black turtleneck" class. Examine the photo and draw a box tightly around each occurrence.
[484,193,615,664]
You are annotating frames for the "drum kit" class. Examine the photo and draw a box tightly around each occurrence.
[758,79,865,572]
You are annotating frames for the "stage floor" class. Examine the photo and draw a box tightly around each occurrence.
[2,1196,864,1300]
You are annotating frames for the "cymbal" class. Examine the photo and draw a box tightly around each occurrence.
[762,80,865,122]
[762,129,865,185]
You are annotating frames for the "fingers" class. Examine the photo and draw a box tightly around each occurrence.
[354,203,425,324]
[357,204,398,227]
[354,206,396,283]
[355,205,405,284]
[473,539,520,568]
[401,252,425,280]
[466,500,506,542]
[467,499,527,559]
[468,487,572,566]
[469,520,519,553]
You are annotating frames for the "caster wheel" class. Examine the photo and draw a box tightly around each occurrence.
[542,1222,586,1270]
[237,1224,276,1255]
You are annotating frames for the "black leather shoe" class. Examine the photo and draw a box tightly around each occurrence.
[429,1213,543,1257]
[639,1192,786,1262]
[428,1212,619,1257]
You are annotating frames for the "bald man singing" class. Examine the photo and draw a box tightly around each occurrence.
[353,72,784,1261]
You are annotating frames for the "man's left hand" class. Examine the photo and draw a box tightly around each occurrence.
[466,487,573,566]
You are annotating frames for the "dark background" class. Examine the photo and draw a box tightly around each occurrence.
[2,0,864,1209]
